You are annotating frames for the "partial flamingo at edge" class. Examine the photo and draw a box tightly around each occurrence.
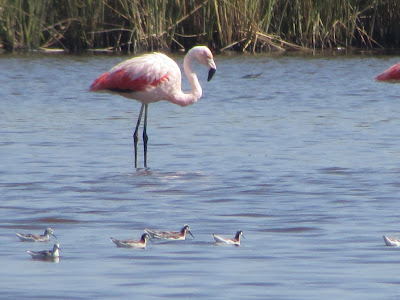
[375,62,400,81]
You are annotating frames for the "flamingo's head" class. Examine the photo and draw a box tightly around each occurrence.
[191,46,217,81]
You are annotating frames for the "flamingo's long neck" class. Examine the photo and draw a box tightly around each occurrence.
[169,50,202,107]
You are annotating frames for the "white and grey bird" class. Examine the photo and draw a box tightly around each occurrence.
[145,224,194,241]
[16,228,57,242]
[110,233,150,249]
[26,243,60,259]
[213,230,244,246]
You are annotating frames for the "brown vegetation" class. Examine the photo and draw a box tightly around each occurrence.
[0,0,398,53]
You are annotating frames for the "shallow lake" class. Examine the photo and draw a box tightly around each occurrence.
[1,50,400,299]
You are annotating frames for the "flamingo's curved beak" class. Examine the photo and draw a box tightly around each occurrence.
[208,68,216,81]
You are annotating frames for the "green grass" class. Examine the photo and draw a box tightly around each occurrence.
[0,0,398,52]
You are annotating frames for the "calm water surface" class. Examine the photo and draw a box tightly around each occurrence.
[1,51,400,299]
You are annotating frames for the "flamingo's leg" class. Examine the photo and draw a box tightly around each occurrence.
[133,104,145,168]
[143,104,149,168]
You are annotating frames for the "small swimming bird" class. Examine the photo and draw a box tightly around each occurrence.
[26,243,60,259]
[144,224,194,240]
[383,235,400,246]
[16,228,57,242]
[241,73,262,79]
[110,233,150,249]
[213,230,244,246]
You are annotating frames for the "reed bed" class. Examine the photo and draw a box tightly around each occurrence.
[0,0,398,52]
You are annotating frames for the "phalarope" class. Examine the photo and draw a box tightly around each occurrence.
[144,224,194,240]
[26,243,60,259]
[110,233,150,249]
[213,230,244,246]
[16,228,57,242]
[383,235,400,246]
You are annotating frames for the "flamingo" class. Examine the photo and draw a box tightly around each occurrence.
[375,62,400,81]
[90,46,217,168]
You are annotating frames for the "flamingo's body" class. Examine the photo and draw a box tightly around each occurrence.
[375,63,400,81]
[144,224,194,241]
[213,230,244,246]
[90,46,217,168]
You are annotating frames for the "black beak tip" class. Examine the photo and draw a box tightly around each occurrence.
[208,68,216,81]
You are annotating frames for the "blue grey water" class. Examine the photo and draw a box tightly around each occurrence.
[1,51,400,299]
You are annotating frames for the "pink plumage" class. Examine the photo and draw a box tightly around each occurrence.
[90,69,170,92]
[375,62,400,81]
[90,46,217,168]
[90,53,174,94]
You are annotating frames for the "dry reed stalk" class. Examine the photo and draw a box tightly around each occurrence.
[0,0,398,52]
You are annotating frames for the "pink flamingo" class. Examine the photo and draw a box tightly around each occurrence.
[90,46,217,168]
[375,62,400,81]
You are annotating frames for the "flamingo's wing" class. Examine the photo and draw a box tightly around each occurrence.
[90,53,180,92]
[376,63,400,81]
